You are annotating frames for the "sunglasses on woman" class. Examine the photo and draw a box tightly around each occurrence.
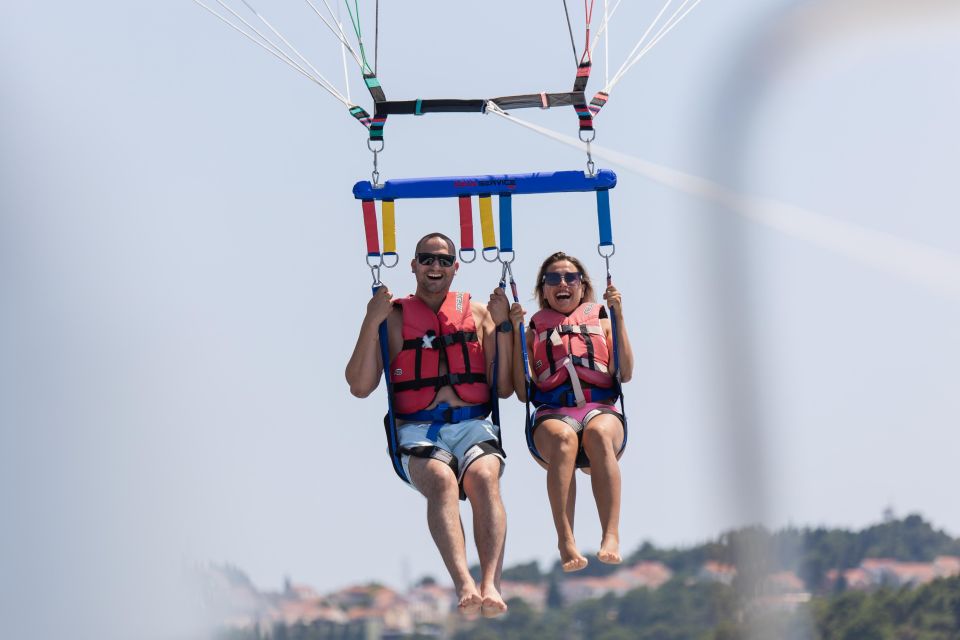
[416,252,456,268]
[542,272,582,286]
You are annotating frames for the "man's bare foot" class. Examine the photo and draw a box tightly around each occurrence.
[560,539,589,572]
[597,535,622,564]
[457,586,482,616]
[480,586,508,618]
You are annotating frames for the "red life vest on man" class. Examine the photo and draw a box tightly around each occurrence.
[390,292,490,415]
[529,302,615,407]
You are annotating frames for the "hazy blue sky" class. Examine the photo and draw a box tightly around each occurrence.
[3,1,959,638]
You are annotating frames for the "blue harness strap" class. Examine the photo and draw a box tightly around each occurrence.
[376,308,407,484]
[396,402,491,429]
[529,384,620,408]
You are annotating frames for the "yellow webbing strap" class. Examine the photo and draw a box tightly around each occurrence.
[479,195,496,250]
[381,199,396,257]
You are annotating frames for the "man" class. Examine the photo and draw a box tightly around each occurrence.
[345,232,514,617]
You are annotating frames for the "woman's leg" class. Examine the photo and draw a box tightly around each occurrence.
[581,413,625,564]
[533,418,588,572]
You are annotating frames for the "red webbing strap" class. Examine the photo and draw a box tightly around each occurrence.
[459,196,474,251]
[361,199,380,257]
[573,62,594,131]
[572,0,595,131]
[589,91,609,116]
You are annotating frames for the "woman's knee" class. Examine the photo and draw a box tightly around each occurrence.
[538,425,579,458]
[582,422,621,456]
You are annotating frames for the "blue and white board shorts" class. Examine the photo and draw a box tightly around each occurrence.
[397,418,505,494]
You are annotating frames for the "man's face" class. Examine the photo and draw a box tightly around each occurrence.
[412,236,458,295]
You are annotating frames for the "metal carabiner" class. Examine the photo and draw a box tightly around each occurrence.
[367,139,384,187]
[597,242,615,284]
[580,130,597,177]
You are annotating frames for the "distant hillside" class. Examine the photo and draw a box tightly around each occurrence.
[492,512,960,591]
[211,513,960,640]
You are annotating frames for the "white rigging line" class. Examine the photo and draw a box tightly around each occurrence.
[486,106,960,299]
[193,0,351,105]
[591,0,623,53]
[605,0,703,93]
[195,0,360,107]
[603,0,610,87]
[303,0,365,69]
[236,0,346,99]
[336,1,351,103]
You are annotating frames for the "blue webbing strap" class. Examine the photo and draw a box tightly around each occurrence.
[374,285,407,483]
[498,194,513,254]
[596,188,613,248]
[598,185,628,438]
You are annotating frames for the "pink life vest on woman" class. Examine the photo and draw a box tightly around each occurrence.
[390,292,490,415]
[529,302,613,407]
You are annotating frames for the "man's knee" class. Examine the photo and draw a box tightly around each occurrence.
[461,455,502,494]
[409,457,460,500]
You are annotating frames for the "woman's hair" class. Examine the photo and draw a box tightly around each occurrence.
[533,251,595,310]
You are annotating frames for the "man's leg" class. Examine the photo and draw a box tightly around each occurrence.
[461,454,508,618]
[581,414,625,565]
[407,457,482,614]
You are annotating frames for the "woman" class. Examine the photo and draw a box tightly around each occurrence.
[509,251,634,572]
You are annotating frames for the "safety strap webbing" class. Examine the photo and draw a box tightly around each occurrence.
[361,199,379,257]
[458,196,474,252]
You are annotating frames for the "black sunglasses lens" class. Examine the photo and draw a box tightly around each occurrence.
[544,272,581,285]
[418,253,455,267]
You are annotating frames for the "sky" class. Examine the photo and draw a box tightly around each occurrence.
[2,1,959,638]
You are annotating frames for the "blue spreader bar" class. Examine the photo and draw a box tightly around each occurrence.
[353,169,617,201]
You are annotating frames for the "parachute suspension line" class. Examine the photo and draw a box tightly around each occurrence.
[336,1,351,103]
[374,0,379,75]
[603,0,610,88]
[561,0,579,67]
[607,0,676,88]
[237,0,343,101]
[580,0,596,66]
[604,0,704,93]
[343,0,374,75]
[304,0,364,69]
[591,0,622,54]
[194,0,351,106]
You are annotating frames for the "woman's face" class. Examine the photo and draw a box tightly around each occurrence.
[542,259,584,314]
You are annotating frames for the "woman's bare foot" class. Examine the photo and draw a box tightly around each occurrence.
[560,538,589,572]
[597,534,622,565]
[480,586,508,618]
[457,586,482,616]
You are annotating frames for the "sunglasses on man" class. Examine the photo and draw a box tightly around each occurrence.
[542,272,583,286]
[416,252,456,268]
